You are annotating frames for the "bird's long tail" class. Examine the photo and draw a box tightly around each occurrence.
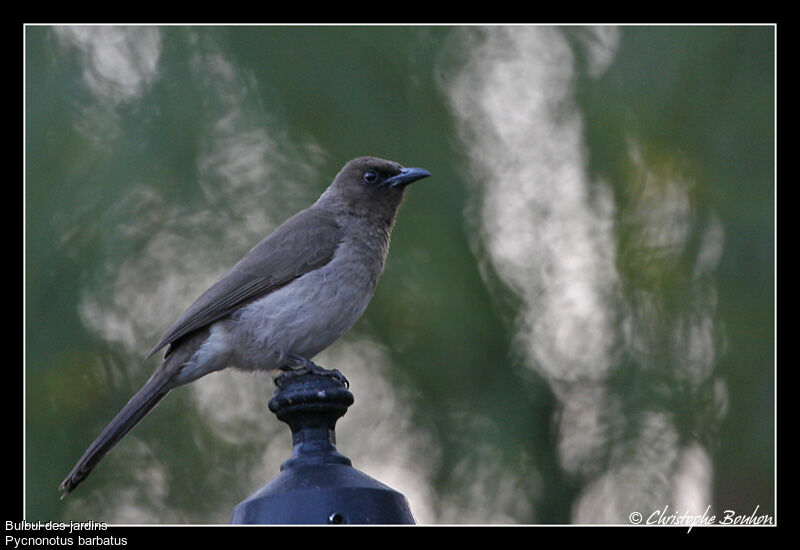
[59,369,173,496]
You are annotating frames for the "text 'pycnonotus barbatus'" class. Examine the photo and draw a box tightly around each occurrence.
[60,156,431,495]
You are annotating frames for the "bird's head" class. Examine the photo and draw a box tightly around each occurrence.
[321,156,431,222]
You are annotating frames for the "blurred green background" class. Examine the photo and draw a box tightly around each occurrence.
[25,25,774,524]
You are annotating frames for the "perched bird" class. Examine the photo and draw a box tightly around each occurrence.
[60,156,431,495]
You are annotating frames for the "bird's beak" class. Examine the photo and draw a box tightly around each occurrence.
[386,167,431,188]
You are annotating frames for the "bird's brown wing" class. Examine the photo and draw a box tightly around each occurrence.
[146,206,342,359]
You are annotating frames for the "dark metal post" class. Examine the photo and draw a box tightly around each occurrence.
[230,370,416,525]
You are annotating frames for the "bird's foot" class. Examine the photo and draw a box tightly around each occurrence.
[279,354,350,389]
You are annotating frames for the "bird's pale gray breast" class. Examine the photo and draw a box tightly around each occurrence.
[224,220,390,372]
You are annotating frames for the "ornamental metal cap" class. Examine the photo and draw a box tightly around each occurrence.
[230,370,416,525]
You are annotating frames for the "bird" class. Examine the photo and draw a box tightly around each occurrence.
[59,156,431,496]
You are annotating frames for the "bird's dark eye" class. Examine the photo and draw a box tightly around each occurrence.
[363,170,379,184]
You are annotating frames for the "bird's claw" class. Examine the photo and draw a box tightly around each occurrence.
[281,354,350,389]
